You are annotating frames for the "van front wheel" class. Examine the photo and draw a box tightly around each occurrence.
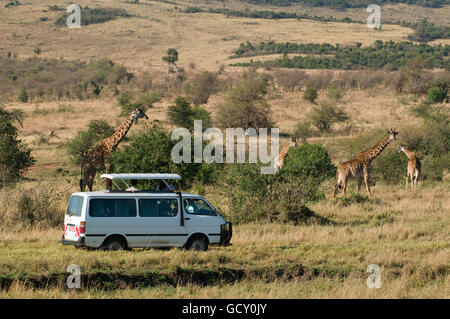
[186,235,208,252]
[103,236,127,251]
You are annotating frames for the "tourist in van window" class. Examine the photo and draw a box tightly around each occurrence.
[126,179,139,192]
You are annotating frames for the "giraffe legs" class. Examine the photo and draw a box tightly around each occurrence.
[87,169,96,192]
[356,176,363,193]
[105,162,113,191]
[363,167,371,197]
[80,161,96,192]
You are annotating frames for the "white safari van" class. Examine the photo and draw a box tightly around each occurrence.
[62,174,232,251]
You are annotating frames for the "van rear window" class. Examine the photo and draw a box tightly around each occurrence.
[89,199,137,217]
[66,196,84,216]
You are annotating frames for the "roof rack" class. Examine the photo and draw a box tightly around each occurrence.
[100,173,181,192]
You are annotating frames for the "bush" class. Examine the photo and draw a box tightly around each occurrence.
[66,120,114,164]
[293,121,313,143]
[184,71,220,105]
[426,85,448,104]
[422,154,450,181]
[0,107,34,187]
[281,143,336,182]
[372,151,408,184]
[327,84,342,100]
[217,74,273,129]
[118,91,161,117]
[308,102,349,134]
[303,87,318,103]
[219,163,325,224]
[417,105,449,157]
[273,69,308,92]
[14,183,68,228]
[1,56,133,101]
[17,88,28,102]
[167,97,212,130]
[112,124,218,188]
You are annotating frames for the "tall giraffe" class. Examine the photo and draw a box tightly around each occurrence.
[80,108,148,191]
[333,128,399,198]
[274,138,296,172]
[398,145,421,187]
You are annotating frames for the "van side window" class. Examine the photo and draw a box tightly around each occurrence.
[183,199,215,216]
[67,196,83,216]
[139,199,178,217]
[89,199,137,217]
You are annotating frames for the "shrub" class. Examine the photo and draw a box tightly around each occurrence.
[112,124,218,188]
[426,85,448,104]
[118,91,161,116]
[308,102,349,134]
[372,151,408,184]
[417,105,449,157]
[15,183,68,228]
[162,48,179,73]
[185,71,220,105]
[17,88,28,102]
[217,74,273,129]
[273,69,308,92]
[422,154,450,181]
[0,107,34,187]
[66,120,114,164]
[219,163,325,224]
[327,84,342,100]
[293,121,313,143]
[167,97,212,130]
[1,56,133,101]
[281,143,336,182]
[303,87,318,103]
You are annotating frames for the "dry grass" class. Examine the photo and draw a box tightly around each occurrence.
[0,0,415,72]
[0,182,448,298]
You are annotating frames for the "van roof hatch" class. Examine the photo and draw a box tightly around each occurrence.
[100,173,181,192]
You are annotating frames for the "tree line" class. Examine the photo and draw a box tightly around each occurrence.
[241,0,449,9]
[230,40,450,70]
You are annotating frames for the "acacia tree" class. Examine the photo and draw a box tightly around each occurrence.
[308,102,348,134]
[167,97,211,130]
[162,48,179,73]
[0,107,34,187]
[217,75,273,130]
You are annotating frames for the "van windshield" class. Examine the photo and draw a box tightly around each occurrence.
[66,196,84,216]
[183,198,216,216]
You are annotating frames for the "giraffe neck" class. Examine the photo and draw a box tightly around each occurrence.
[359,134,392,162]
[402,148,415,160]
[102,114,135,153]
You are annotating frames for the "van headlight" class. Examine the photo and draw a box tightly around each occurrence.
[221,223,229,232]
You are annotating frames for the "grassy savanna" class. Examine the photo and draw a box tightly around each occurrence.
[0,182,448,298]
[0,0,449,299]
[0,0,416,71]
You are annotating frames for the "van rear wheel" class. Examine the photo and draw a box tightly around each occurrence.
[186,235,208,251]
[103,236,127,251]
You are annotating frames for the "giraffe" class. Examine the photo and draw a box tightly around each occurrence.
[79,108,148,192]
[333,128,399,198]
[398,145,421,187]
[274,137,296,172]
